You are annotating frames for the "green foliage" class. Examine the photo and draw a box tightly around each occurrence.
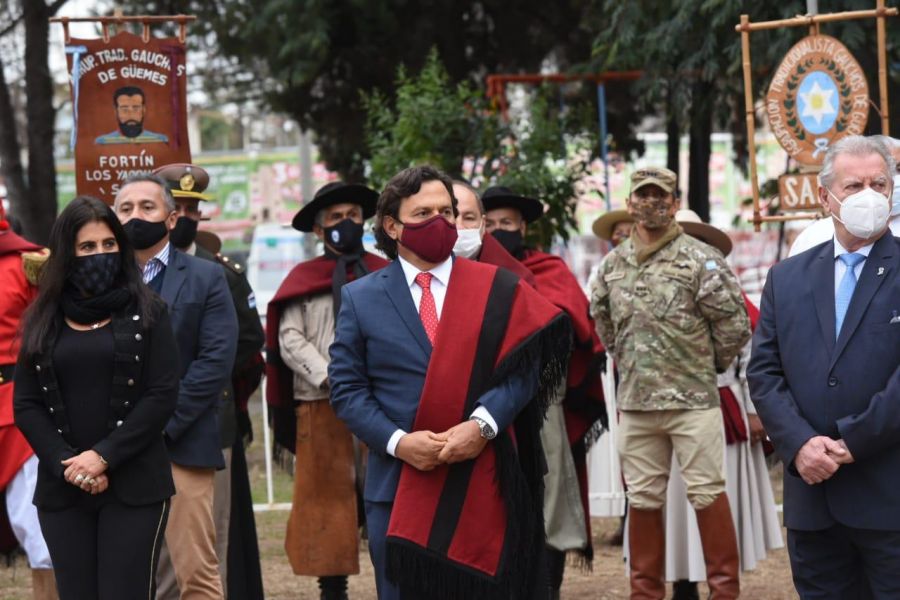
[363,54,598,247]
[363,49,500,190]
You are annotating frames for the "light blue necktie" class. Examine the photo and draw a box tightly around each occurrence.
[835,252,865,338]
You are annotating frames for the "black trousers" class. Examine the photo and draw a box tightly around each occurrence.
[38,495,169,600]
[788,524,900,600]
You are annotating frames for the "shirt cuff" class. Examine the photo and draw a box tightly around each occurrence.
[470,406,498,434]
[386,428,407,457]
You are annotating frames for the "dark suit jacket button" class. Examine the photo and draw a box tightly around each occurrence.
[116,420,124,427]
[49,407,54,414]
[127,378,135,386]
[35,365,41,372]
[135,333,143,341]
[828,377,838,387]
[124,401,130,407]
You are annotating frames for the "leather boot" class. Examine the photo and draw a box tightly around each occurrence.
[628,507,665,600]
[31,569,59,600]
[546,546,566,598]
[671,579,700,600]
[318,575,349,600]
[694,494,739,599]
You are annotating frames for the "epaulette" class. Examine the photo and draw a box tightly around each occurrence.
[22,248,50,285]
[216,252,244,274]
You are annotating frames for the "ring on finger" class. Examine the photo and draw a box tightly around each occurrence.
[74,474,85,483]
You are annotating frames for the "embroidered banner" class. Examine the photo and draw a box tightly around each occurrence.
[766,34,868,166]
[65,31,190,204]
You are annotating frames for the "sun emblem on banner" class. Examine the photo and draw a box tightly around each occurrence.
[798,72,838,134]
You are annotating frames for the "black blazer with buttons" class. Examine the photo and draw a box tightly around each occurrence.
[13,301,179,510]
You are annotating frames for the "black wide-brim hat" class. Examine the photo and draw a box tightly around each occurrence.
[292,182,379,232]
[481,186,545,223]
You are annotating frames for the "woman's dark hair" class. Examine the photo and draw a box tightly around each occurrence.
[19,195,161,360]
[374,165,458,260]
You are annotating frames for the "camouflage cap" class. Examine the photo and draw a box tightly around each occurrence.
[630,167,677,195]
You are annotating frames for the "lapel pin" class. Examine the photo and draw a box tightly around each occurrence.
[877,267,885,276]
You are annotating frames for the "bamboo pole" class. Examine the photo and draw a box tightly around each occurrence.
[877,0,890,134]
[739,15,763,231]
[50,15,197,23]
[734,7,897,32]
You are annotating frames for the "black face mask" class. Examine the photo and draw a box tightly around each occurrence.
[169,216,199,249]
[491,229,524,258]
[123,218,169,250]
[69,252,121,296]
[324,219,364,254]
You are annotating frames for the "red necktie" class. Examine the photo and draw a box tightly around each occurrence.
[415,272,438,345]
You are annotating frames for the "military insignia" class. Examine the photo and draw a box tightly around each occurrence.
[766,35,868,165]
[705,260,718,271]
[179,172,195,192]
[604,272,625,282]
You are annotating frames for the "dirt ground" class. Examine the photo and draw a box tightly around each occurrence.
[1,402,799,599]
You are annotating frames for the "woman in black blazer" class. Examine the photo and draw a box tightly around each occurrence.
[14,196,179,600]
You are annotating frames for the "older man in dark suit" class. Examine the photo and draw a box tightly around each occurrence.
[115,173,237,600]
[748,135,900,599]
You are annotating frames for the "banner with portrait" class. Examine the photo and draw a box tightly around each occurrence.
[65,31,191,204]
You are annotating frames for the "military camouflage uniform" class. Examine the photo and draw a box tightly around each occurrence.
[590,223,750,510]
[591,225,749,411]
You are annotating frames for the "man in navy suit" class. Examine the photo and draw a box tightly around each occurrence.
[114,174,237,600]
[748,135,900,599]
[329,166,570,599]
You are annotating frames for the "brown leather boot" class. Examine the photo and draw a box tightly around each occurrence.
[628,507,665,600]
[694,494,739,599]
[31,569,59,600]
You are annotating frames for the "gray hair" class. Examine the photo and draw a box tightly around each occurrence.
[114,173,176,212]
[819,135,896,189]
[870,134,900,150]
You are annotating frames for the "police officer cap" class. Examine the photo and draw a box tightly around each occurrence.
[153,163,213,201]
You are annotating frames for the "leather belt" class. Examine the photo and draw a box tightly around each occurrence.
[0,364,15,385]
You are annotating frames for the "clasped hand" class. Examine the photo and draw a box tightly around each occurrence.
[395,421,489,471]
[795,436,854,485]
[62,450,109,495]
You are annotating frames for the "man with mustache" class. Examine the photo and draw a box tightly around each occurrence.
[590,167,750,600]
[95,86,169,145]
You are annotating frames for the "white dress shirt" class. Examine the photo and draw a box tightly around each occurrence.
[386,255,497,456]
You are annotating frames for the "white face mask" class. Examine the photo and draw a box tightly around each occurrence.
[453,225,484,259]
[827,186,891,239]
[891,174,900,216]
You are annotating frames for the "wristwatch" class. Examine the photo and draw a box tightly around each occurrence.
[470,416,497,440]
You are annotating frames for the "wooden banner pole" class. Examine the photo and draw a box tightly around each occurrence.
[734,7,897,32]
[877,0,890,134]
[739,15,762,232]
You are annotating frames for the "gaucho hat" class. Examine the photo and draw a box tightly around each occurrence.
[292,181,379,232]
[481,186,545,223]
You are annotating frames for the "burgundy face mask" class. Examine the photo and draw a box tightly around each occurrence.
[399,214,458,263]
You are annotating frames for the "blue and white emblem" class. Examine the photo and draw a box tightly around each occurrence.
[797,71,838,135]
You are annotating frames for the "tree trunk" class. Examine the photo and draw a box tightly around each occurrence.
[666,90,680,184]
[688,82,712,223]
[19,0,58,244]
[0,54,29,217]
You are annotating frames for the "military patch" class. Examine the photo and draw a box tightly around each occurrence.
[705,260,718,271]
[604,272,625,282]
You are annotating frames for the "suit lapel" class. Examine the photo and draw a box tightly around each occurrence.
[811,241,836,356]
[160,247,187,308]
[380,260,432,358]
[831,233,895,368]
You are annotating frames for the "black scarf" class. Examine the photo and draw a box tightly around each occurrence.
[60,286,132,325]
[324,248,371,319]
